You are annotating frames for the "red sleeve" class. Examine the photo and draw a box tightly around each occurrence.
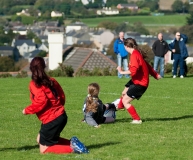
[145,61,158,79]
[25,82,48,114]
[52,78,65,105]
[129,53,139,77]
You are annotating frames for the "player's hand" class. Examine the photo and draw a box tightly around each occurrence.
[94,125,100,128]
[157,75,162,80]
[22,109,26,115]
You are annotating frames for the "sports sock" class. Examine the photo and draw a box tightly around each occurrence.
[43,144,73,154]
[127,105,140,120]
[58,137,70,145]
[118,97,124,109]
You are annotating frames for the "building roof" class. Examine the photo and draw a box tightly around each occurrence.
[77,40,92,45]
[63,48,117,74]
[15,39,36,46]
[29,50,42,58]
[66,30,77,36]
[0,46,15,51]
[93,30,104,35]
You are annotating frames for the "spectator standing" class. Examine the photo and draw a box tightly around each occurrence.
[113,31,129,78]
[169,32,189,78]
[152,33,169,78]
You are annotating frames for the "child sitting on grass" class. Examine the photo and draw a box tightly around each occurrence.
[82,83,117,128]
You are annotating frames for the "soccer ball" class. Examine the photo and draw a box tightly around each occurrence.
[103,109,116,119]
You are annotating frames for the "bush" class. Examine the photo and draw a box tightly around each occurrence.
[47,64,74,77]
[75,67,117,77]
[0,73,12,78]
[75,68,92,77]
[165,63,173,74]
[16,71,28,78]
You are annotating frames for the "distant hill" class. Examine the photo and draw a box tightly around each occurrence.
[127,0,187,11]
[159,0,187,10]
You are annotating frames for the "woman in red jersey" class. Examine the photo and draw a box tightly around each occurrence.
[22,57,89,154]
[117,38,161,124]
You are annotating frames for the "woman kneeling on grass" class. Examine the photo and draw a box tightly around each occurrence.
[22,57,89,154]
[117,38,161,124]
[82,83,117,128]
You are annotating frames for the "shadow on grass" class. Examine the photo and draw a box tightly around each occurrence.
[115,118,131,123]
[143,115,193,122]
[115,115,193,123]
[87,142,121,149]
[0,144,39,152]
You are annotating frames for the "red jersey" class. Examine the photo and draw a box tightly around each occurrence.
[24,78,65,124]
[129,49,158,87]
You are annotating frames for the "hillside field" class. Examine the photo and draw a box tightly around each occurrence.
[0,76,193,160]
[79,14,188,33]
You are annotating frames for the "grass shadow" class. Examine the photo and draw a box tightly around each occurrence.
[0,144,39,152]
[115,118,131,123]
[87,142,121,149]
[143,115,193,122]
[115,115,193,123]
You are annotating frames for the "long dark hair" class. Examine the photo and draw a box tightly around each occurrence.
[30,57,53,88]
[124,38,148,59]
[85,83,100,113]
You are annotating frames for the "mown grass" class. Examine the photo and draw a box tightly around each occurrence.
[80,14,188,27]
[0,75,193,160]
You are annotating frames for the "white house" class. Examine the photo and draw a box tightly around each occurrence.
[92,30,115,51]
[37,43,49,52]
[65,22,88,33]
[16,9,30,16]
[51,11,63,17]
[12,27,27,35]
[11,39,36,57]
[80,0,94,5]
[97,7,119,15]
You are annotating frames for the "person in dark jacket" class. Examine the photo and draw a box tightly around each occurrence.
[152,33,169,78]
[113,31,129,78]
[83,83,116,128]
[169,32,189,78]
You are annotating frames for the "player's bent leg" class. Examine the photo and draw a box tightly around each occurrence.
[37,133,40,144]
[104,117,115,123]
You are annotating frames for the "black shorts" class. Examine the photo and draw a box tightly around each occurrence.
[39,112,67,146]
[125,80,147,100]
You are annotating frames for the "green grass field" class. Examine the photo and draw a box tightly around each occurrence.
[0,76,193,160]
[80,15,188,27]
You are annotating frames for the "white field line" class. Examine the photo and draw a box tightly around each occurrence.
[100,92,191,100]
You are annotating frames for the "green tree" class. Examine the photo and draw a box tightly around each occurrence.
[97,21,118,30]
[0,56,15,72]
[172,0,183,13]
[136,0,159,12]
[106,38,117,60]
[27,30,42,44]
[179,25,193,43]
[132,22,149,35]
[187,12,193,25]
[115,22,129,34]
[37,50,47,57]
[106,0,127,8]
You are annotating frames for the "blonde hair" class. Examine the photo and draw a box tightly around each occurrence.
[124,38,148,59]
[85,83,100,113]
